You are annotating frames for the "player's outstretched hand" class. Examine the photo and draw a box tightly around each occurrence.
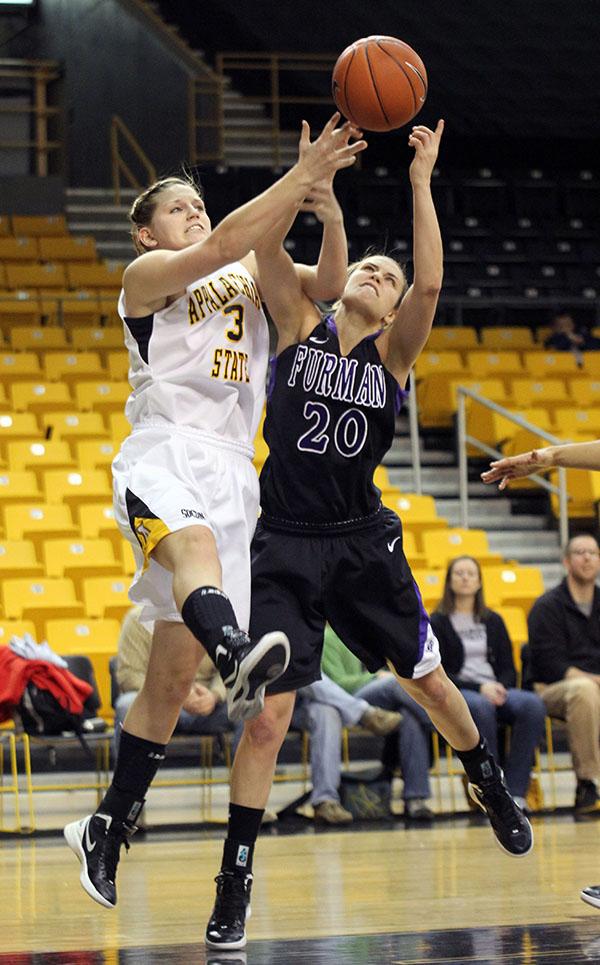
[481,448,553,490]
[299,180,343,225]
[408,119,444,184]
[298,113,367,185]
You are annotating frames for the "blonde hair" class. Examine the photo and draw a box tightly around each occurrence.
[129,173,203,255]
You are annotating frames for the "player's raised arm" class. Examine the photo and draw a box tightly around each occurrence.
[383,120,444,385]
[124,114,366,307]
[482,439,600,489]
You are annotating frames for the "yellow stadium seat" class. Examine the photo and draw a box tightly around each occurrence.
[0,352,42,383]
[425,327,479,351]
[74,381,130,415]
[106,350,129,381]
[480,327,534,350]
[3,503,78,551]
[372,465,396,492]
[5,263,67,290]
[11,215,67,237]
[70,327,124,357]
[0,238,39,261]
[1,578,84,640]
[66,263,124,290]
[6,441,76,481]
[45,618,121,715]
[522,351,579,378]
[567,379,600,408]
[553,408,600,437]
[8,326,69,355]
[98,297,121,326]
[422,528,502,569]
[82,576,132,621]
[509,378,570,414]
[410,568,445,612]
[108,412,131,445]
[40,291,101,329]
[78,503,122,559]
[467,405,552,453]
[0,413,42,456]
[10,381,74,415]
[401,530,427,568]
[481,564,544,614]
[497,606,529,671]
[42,469,112,511]
[0,292,42,329]
[413,351,466,381]
[43,351,105,384]
[379,492,448,544]
[465,351,524,385]
[0,619,37,646]
[549,466,600,519]
[38,236,97,262]
[578,355,600,379]
[75,439,118,471]
[0,470,42,507]
[42,538,122,592]
[418,376,507,429]
[121,540,136,575]
[535,326,552,345]
[41,411,108,443]
[0,216,11,237]
[0,540,43,579]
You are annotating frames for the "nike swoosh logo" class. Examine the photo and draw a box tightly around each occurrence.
[309,336,328,344]
[387,537,402,553]
[84,819,97,853]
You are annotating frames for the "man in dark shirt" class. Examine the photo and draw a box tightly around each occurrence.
[528,533,600,818]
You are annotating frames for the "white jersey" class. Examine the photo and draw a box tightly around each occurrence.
[118,261,269,446]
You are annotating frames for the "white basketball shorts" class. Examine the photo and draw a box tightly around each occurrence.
[112,425,260,627]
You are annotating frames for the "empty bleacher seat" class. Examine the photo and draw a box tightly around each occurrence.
[1,577,84,640]
[480,327,535,350]
[41,411,109,443]
[42,538,122,592]
[43,351,105,384]
[422,528,501,569]
[10,381,74,414]
[42,469,112,510]
[3,503,78,550]
[5,263,67,290]
[5,440,75,481]
[74,381,130,415]
[481,564,544,614]
[82,576,131,621]
[11,215,67,237]
[44,617,121,716]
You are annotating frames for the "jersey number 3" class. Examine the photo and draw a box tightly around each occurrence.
[224,304,244,342]
[297,401,368,458]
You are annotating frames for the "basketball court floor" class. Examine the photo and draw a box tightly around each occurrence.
[3,814,600,964]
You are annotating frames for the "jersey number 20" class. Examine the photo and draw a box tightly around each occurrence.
[297,401,368,458]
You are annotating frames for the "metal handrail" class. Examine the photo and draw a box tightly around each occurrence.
[110,115,157,206]
[406,371,422,494]
[456,385,569,546]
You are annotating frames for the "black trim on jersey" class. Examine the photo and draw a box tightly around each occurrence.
[125,488,160,530]
[124,313,154,364]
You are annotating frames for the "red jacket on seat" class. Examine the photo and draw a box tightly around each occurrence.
[0,646,93,722]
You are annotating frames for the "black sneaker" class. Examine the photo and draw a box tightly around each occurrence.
[468,765,534,857]
[205,871,253,950]
[575,779,600,820]
[215,629,290,723]
[64,812,136,908]
[581,884,600,909]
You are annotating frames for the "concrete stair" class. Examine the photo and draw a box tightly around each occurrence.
[66,188,137,262]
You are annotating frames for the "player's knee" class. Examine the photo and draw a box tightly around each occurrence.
[144,667,196,708]
[411,668,450,709]
[243,704,289,751]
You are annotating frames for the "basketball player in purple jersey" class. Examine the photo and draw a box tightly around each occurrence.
[206,118,533,951]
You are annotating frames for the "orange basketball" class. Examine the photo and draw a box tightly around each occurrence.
[332,35,428,133]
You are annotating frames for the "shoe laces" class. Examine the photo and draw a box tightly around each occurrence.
[100,822,134,884]
[213,872,250,926]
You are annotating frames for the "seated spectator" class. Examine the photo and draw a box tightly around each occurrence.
[291,674,401,825]
[528,534,600,819]
[113,607,234,756]
[322,626,435,820]
[544,311,600,361]
[430,556,545,811]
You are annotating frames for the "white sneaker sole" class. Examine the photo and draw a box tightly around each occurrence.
[64,817,115,909]
[205,903,252,950]
[227,631,290,723]
[468,783,534,857]
[581,888,600,909]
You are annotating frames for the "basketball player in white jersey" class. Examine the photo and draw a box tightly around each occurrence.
[64,114,366,911]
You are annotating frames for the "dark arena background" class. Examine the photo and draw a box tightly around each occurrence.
[1,1,600,963]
